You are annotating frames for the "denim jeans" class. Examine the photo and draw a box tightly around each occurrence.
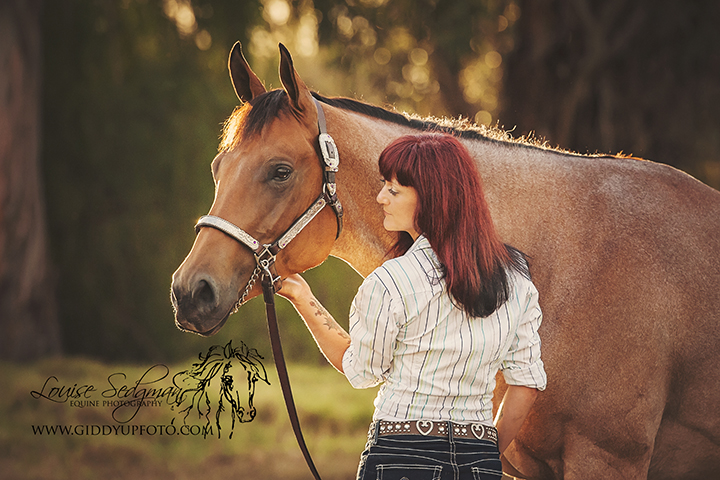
[356,421,503,480]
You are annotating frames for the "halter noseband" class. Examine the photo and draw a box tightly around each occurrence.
[194,99,344,308]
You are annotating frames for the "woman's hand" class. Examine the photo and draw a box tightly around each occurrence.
[494,385,539,454]
[277,273,312,304]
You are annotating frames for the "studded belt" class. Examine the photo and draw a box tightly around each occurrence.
[377,420,498,443]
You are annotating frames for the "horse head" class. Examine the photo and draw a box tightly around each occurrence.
[171,43,339,335]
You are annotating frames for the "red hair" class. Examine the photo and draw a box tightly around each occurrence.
[378,133,528,317]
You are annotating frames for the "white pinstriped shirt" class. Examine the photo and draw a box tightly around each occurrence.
[342,236,546,424]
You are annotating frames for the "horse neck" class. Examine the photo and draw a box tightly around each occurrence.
[324,104,566,277]
[326,107,418,276]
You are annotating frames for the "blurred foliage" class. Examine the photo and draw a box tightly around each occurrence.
[500,0,720,189]
[42,0,364,364]
[247,0,519,124]
[39,0,719,363]
[42,0,262,362]
[316,0,519,122]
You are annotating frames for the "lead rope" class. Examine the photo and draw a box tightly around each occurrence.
[262,275,323,480]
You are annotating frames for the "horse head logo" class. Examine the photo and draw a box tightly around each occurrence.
[172,340,269,438]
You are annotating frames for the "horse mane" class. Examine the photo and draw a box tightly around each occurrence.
[221,88,617,160]
[312,92,550,150]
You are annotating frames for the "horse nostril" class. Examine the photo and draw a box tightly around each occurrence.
[193,279,217,309]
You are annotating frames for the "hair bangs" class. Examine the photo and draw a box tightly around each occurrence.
[379,135,427,187]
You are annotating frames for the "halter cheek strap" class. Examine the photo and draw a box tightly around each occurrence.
[316,98,343,234]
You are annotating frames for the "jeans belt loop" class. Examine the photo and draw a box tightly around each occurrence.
[447,420,455,444]
[369,420,380,444]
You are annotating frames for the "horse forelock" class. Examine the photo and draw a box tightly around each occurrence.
[219,104,249,152]
[219,90,293,152]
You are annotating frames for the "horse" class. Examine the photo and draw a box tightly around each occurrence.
[171,42,720,479]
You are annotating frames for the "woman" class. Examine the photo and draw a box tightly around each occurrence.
[279,133,546,480]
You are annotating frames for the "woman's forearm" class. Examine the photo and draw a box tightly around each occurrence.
[279,275,350,372]
[494,385,539,454]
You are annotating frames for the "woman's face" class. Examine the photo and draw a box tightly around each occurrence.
[376,177,420,240]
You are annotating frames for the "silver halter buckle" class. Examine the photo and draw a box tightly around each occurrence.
[318,132,339,170]
[255,245,280,286]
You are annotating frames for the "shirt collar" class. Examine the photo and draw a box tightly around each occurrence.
[407,234,432,254]
[405,235,442,273]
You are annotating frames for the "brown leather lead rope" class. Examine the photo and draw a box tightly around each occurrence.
[262,276,323,480]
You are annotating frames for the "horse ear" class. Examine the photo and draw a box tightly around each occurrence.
[228,42,266,103]
[278,43,314,114]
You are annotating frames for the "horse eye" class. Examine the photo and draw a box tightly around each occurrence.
[272,165,292,182]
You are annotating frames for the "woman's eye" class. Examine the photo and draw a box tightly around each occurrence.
[388,187,398,196]
[272,165,292,181]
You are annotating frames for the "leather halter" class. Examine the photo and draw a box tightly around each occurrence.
[194,98,343,307]
[193,99,341,480]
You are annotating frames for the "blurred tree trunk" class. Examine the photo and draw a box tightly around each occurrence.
[500,0,720,188]
[0,0,61,360]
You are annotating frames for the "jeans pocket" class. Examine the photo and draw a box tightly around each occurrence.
[376,464,443,480]
[471,465,503,480]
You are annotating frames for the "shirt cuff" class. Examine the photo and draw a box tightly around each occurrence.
[501,359,547,391]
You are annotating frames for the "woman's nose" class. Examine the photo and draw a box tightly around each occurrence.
[376,188,387,204]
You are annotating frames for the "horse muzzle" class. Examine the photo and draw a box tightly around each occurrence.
[170,271,238,336]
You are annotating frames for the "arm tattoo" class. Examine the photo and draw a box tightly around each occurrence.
[310,300,351,341]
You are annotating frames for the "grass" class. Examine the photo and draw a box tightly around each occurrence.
[0,357,378,480]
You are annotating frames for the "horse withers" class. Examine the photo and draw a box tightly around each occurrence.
[171,43,720,479]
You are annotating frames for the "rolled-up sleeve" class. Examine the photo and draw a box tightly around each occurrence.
[342,274,401,389]
[500,281,547,391]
